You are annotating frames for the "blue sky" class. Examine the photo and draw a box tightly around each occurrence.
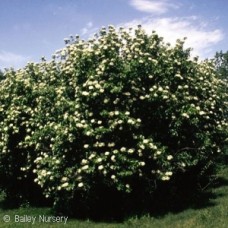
[0,0,227,70]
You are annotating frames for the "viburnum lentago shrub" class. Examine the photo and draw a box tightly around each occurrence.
[0,25,227,211]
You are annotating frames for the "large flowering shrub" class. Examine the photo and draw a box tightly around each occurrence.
[0,25,227,213]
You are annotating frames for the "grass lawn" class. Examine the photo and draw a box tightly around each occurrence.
[0,166,227,228]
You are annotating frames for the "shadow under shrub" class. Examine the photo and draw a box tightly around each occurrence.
[51,160,221,221]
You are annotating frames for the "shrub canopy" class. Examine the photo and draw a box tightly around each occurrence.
[0,25,227,213]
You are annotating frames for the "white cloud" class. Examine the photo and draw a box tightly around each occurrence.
[120,16,224,58]
[0,51,29,70]
[81,21,94,36]
[130,0,180,14]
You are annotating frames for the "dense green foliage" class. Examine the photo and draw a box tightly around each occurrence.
[214,50,228,80]
[0,70,5,81]
[0,26,227,215]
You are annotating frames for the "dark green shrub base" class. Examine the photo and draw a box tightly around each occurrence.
[51,163,218,222]
[0,162,225,222]
[1,179,52,209]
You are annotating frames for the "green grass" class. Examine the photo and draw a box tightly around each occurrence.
[0,166,228,228]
